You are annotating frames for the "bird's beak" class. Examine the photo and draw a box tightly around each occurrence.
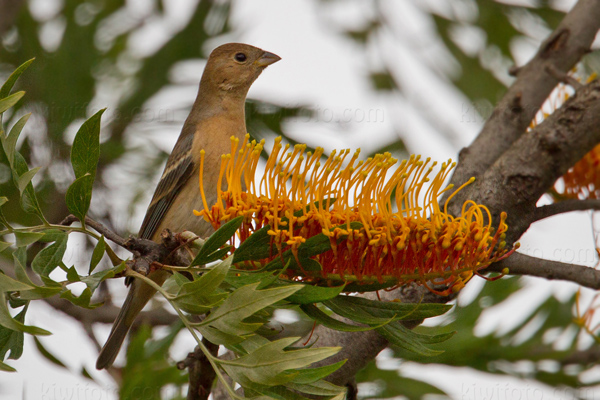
[256,51,281,67]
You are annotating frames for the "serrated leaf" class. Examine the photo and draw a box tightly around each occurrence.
[200,282,302,340]
[34,337,67,368]
[300,304,374,332]
[287,380,346,397]
[192,216,243,266]
[0,273,34,292]
[324,296,452,324]
[16,167,41,195]
[0,293,50,335]
[89,236,106,274]
[291,360,346,384]
[0,59,34,99]
[1,113,30,168]
[174,257,231,314]
[0,92,25,115]
[71,109,105,179]
[14,232,44,247]
[376,322,452,357]
[31,232,68,277]
[286,283,345,304]
[220,337,340,386]
[65,173,94,223]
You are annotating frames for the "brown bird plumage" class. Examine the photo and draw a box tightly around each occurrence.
[96,43,280,370]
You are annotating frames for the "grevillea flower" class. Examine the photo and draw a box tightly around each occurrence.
[536,73,599,200]
[194,135,514,295]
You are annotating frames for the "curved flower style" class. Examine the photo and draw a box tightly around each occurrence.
[560,146,600,199]
[537,73,599,200]
[195,135,513,294]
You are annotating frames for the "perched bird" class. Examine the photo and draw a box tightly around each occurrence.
[96,43,281,369]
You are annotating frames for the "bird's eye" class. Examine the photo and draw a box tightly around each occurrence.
[234,53,247,62]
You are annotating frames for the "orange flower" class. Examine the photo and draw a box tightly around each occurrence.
[195,135,514,294]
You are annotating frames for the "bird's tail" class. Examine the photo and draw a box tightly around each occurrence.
[96,270,169,369]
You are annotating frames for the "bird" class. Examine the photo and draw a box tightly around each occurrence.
[96,43,281,370]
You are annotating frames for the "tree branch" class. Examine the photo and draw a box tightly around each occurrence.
[487,253,600,290]
[448,0,600,193]
[454,79,600,243]
[531,199,600,223]
[178,339,219,400]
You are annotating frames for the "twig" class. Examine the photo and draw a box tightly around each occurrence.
[60,215,127,247]
[486,253,600,290]
[545,65,583,90]
[531,199,600,223]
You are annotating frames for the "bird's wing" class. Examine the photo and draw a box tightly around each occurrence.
[138,144,195,240]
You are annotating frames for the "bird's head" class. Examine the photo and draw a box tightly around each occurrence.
[202,43,281,95]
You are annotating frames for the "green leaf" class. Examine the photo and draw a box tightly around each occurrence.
[0,273,34,292]
[325,296,453,323]
[233,224,272,263]
[65,173,94,223]
[286,283,345,304]
[79,261,126,293]
[0,309,25,361]
[12,151,45,220]
[1,113,31,168]
[0,292,51,335]
[71,109,105,179]
[31,231,68,277]
[233,199,338,264]
[0,197,6,207]
[14,232,44,247]
[0,242,10,252]
[16,167,41,195]
[33,337,67,368]
[220,337,340,386]
[12,254,62,300]
[0,92,25,115]
[60,287,97,309]
[200,282,302,341]
[89,236,106,274]
[0,59,34,99]
[291,360,346,384]
[174,257,231,314]
[287,380,346,397]
[0,360,16,372]
[300,304,374,332]
[192,216,243,266]
[376,322,453,357]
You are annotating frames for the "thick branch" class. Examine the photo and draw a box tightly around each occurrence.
[487,253,600,290]
[454,80,600,243]
[449,0,600,191]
